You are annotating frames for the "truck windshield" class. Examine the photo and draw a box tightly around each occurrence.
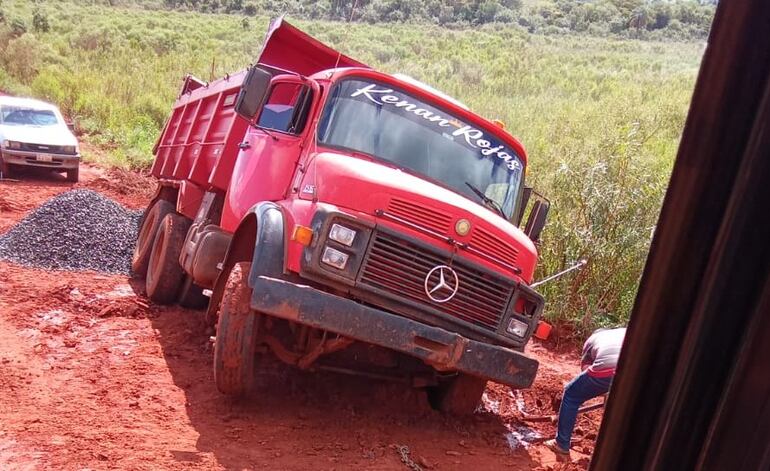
[318,78,524,219]
[0,106,59,126]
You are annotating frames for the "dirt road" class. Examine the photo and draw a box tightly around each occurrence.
[0,166,601,470]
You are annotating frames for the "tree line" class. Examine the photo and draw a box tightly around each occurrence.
[149,0,715,39]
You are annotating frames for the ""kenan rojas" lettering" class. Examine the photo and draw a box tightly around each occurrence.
[350,84,521,171]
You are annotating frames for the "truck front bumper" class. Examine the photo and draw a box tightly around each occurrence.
[1,149,80,169]
[250,275,539,389]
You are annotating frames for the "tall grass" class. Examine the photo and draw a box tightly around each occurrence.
[0,1,703,336]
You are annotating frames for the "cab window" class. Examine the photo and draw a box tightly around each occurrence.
[257,82,311,134]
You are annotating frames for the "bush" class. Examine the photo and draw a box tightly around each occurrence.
[243,2,257,15]
[9,17,25,37]
[493,7,516,24]
[32,8,50,33]
[2,33,45,84]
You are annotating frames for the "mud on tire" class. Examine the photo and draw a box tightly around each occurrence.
[132,199,174,279]
[428,374,487,415]
[145,212,191,304]
[213,262,259,396]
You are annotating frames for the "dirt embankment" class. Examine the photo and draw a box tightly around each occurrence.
[0,166,602,470]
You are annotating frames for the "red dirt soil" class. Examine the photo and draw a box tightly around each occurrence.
[0,165,602,470]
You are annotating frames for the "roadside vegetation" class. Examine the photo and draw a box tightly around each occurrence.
[0,0,707,337]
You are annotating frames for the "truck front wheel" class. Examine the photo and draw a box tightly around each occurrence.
[146,213,191,304]
[132,200,174,279]
[214,262,258,396]
[428,374,488,415]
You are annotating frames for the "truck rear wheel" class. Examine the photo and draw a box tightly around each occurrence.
[146,213,191,304]
[132,200,174,279]
[178,275,209,309]
[214,262,258,396]
[428,374,487,415]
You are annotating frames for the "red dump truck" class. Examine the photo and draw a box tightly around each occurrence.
[133,18,550,414]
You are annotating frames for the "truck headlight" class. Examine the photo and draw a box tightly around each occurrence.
[328,224,356,246]
[2,140,21,149]
[62,145,77,155]
[507,318,529,338]
[321,246,349,270]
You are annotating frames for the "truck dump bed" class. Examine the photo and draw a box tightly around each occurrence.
[151,71,248,193]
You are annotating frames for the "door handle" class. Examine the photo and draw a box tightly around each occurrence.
[238,141,251,150]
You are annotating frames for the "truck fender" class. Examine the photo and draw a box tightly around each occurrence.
[148,182,179,209]
[205,202,285,326]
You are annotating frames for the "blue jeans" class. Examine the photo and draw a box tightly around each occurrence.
[556,371,612,450]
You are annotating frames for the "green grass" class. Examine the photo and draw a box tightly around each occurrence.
[0,1,704,336]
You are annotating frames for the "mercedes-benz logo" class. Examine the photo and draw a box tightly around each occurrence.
[424,265,460,303]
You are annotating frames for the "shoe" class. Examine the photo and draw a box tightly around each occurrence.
[544,439,570,455]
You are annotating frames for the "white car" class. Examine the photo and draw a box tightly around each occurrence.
[0,96,81,182]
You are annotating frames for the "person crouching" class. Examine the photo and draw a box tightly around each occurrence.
[544,327,627,456]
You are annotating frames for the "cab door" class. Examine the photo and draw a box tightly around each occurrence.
[221,75,318,231]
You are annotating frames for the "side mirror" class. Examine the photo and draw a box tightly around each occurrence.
[524,197,550,243]
[235,65,272,121]
[66,121,76,132]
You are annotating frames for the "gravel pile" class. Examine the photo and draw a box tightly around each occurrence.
[0,189,142,274]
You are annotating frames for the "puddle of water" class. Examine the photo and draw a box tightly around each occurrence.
[481,392,500,414]
[98,284,135,300]
[482,390,542,450]
[514,389,528,415]
[36,310,68,326]
[505,425,542,450]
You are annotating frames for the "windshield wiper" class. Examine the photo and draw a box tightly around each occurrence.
[465,182,506,218]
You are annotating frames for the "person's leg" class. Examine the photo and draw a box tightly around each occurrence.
[555,372,612,450]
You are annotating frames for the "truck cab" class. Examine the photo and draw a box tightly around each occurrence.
[134,18,549,414]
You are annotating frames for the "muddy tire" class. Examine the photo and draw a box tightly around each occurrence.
[214,262,258,396]
[132,200,175,279]
[428,374,487,415]
[65,166,79,183]
[178,275,209,309]
[146,213,191,304]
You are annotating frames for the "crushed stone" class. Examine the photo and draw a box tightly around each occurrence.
[0,189,141,274]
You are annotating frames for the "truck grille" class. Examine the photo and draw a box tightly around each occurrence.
[19,143,75,155]
[387,198,450,234]
[471,227,519,267]
[359,231,513,331]
[382,198,520,273]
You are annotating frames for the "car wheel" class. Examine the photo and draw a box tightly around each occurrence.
[214,262,259,396]
[0,159,11,179]
[146,213,191,304]
[66,166,79,183]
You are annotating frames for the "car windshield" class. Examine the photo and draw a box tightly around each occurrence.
[0,106,60,126]
[317,78,524,220]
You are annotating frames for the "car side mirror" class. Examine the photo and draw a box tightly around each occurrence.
[66,121,76,132]
[235,65,272,121]
[524,196,550,243]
